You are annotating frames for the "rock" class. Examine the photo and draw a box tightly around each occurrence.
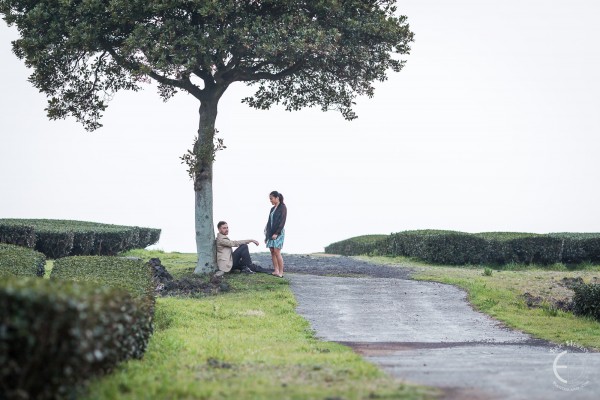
[214,270,225,277]
[219,282,230,292]
[210,273,223,284]
[207,357,232,369]
[148,258,173,283]
[521,292,543,307]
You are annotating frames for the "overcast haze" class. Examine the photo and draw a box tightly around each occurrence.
[2,0,600,255]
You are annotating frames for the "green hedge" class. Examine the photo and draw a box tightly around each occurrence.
[550,233,600,264]
[0,222,35,248]
[139,227,161,250]
[572,283,600,321]
[92,226,138,256]
[0,219,161,258]
[0,243,46,277]
[0,276,149,400]
[474,232,564,265]
[36,229,75,259]
[405,230,490,265]
[51,256,156,330]
[325,230,600,266]
[323,235,389,256]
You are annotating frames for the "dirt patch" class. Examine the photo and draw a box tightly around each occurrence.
[158,273,230,297]
[521,292,574,312]
[520,275,598,312]
[559,276,585,289]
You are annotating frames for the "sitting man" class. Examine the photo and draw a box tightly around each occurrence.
[216,221,260,275]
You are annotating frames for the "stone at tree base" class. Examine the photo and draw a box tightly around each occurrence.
[147,258,173,283]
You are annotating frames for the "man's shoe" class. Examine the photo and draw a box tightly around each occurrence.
[242,266,255,274]
[250,263,263,272]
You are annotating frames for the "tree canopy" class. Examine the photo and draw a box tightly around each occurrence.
[1,0,414,273]
[1,0,413,130]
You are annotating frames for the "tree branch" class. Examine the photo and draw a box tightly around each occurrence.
[104,46,204,100]
[193,67,217,93]
[90,51,107,94]
[234,60,305,82]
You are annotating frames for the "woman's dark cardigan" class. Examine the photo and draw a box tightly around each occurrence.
[265,203,287,241]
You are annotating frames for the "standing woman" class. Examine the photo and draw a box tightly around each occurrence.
[265,190,287,277]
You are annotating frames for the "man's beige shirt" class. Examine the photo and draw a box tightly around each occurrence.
[216,232,253,272]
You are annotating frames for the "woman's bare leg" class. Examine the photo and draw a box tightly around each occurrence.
[273,248,284,276]
[270,247,280,275]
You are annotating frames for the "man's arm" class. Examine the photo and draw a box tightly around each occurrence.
[217,237,259,248]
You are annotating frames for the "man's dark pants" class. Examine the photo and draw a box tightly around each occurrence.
[232,244,253,271]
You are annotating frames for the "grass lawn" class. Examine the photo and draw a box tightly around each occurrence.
[359,255,600,350]
[77,250,436,400]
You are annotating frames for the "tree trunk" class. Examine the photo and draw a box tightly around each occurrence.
[193,100,218,274]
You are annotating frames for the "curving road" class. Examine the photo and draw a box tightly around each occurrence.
[253,254,600,400]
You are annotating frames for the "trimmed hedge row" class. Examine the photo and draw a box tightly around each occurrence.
[0,219,161,258]
[390,230,490,265]
[0,276,150,400]
[51,256,156,318]
[325,230,600,265]
[51,256,156,347]
[0,223,35,248]
[0,243,46,277]
[323,235,389,256]
[549,233,600,265]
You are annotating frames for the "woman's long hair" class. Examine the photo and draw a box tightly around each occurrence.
[270,190,284,205]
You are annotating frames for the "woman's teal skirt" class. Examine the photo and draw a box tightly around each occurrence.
[266,229,285,249]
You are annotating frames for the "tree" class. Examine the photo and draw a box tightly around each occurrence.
[0,0,413,274]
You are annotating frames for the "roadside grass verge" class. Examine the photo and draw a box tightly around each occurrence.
[359,256,600,350]
[81,251,435,399]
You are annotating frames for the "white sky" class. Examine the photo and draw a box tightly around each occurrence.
[1,0,599,254]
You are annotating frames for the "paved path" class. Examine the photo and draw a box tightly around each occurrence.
[254,254,600,399]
